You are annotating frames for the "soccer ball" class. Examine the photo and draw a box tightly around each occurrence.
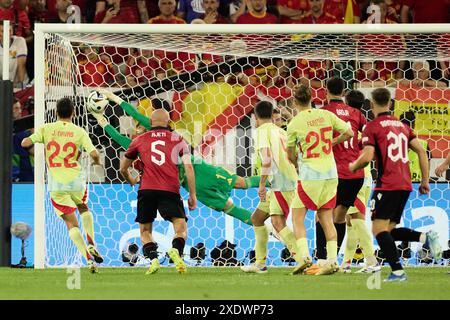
[87,91,108,113]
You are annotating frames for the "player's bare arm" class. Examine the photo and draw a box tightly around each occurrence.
[435,152,450,178]
[182,154,197,210]
[21,137,34,148]
[119,156,140,186]
[349,145,374,173]
[258,147,272,201]
[90,149,102,166]
[332,127,354,146]
[409,138,430,194]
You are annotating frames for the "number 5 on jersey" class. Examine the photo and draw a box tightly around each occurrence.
[151,140,166,166]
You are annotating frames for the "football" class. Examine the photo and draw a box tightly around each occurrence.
[87,91,108,113]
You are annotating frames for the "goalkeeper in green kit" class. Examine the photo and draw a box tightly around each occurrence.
[90,89,261,225]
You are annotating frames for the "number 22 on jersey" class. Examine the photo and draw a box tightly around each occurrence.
[47,141,79,168]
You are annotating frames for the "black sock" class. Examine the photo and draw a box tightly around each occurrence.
[335,222,346,252]
[376,231,403,272]
[142,242,158,260]
[172,237,186,257]
[391,228,422,242]
[315,222,327,260]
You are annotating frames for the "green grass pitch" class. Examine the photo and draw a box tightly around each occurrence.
[0,267,449,300]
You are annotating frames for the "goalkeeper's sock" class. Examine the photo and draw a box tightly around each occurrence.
[390,227,422,242]
[244,176,261,188]
[254,225,269,266]
[343,224,358,264]
[172,237,186,257]
[81,211,96,246]
[279,226,302,263]
[69,227,92,262]
[334,222,346,253]
[326,240,338,264]
[224,205,253,225]
[295,238,310,259]
[352,219,376,264]
[315,222,327,260]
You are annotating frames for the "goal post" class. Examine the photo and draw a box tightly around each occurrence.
[34,23,450,269]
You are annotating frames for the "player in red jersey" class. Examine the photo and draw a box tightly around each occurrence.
[350,88,442,282]
[312,77,367,269]
[299,0,338,24]
[147,0,186,24]
[236,0,278,24]
[120,109,196,275]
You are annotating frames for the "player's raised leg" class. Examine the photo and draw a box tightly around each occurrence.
[223,198,253,225]
[389,224,442,261]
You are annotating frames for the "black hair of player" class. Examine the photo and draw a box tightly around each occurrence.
[255,101,274,119]
[345,90,365,110]
[400,111,416,130]
[56,97,74,118]
[152,98,172,113]
[371,88,391,107]
[326,77,345,96]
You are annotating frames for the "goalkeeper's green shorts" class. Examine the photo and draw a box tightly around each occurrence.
[197,167,237,212]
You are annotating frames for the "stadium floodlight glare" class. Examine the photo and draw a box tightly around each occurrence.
[34,23,450,269]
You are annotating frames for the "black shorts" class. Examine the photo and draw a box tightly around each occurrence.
[336,178,364,208]
[136,189,186,224]
[370,190,411,224]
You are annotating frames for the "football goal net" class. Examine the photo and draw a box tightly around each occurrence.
[34,23,450,268]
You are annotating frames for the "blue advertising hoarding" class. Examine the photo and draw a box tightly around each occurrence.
[11,183,449,266]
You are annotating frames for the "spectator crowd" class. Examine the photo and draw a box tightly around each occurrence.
[1,0,449,182]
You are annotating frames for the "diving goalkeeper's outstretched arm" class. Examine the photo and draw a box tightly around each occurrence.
[90,111,132,149]
[97,88,151,130]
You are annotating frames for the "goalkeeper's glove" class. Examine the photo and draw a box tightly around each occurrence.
[89,109,109,128]
[96,88,124,106]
